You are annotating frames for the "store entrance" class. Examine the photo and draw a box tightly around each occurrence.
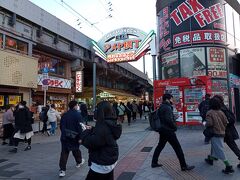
[234,88,240,122]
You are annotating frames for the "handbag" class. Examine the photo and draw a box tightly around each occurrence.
[65,118,78,139]
[65,128,78,139]
[203,127,214,138]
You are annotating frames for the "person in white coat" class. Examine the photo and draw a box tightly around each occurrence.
[47,104,61,135]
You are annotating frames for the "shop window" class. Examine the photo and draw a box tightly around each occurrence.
[5,36,28,54]
[38,55,66,76]
[161,51,179,79]
[180,47,206,78]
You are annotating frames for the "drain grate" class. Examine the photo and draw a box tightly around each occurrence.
[117,172,136,180]
[141,146,153,152]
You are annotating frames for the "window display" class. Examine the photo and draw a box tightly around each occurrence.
[180,47,206,77]
[161,51,179,79]
[38,55,66,76]
[5,36,28,53]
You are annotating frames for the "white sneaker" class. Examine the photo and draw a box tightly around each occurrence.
[76,158,85,168]
[59,170,66,177]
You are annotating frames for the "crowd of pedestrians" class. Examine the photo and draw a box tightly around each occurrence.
[2,94,240,178]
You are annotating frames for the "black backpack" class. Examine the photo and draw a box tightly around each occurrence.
[149,108,162,132]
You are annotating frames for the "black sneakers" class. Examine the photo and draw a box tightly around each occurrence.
[9,148,17,153]
[151,163,163,168]
[222,166,234,174]
[24,146,31,151]
[205,158,213,165]
[181,165,195,171]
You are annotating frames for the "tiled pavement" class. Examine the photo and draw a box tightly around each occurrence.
[0,119,240,180]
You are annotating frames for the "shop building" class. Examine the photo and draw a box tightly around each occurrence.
[0,0,152,114]
[155,0,240,124]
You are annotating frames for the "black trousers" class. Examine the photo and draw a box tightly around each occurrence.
[59,148,82,171]
[225,136,240,159]
[132,112,137,120]
[127,113,131,124]
[86,169,114,180]
[41,121,47,133]
[3,124,14,142]
[15,138,31,147]
[152,130,187,168]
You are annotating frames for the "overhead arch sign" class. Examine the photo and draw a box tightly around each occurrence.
[92,27,155,63]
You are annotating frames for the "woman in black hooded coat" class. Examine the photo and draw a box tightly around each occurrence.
[81,101,122,180]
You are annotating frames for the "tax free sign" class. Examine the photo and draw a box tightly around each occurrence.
[92,27,155,63]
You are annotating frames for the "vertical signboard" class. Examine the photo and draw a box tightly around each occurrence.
[76,71,83,93]
[207,47,227,78]
[180,47,206,77]
[158,6,171,53]
[0,95,4,106]
[161,51,179,79]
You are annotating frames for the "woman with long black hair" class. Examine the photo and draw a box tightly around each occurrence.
[81,101,122,180]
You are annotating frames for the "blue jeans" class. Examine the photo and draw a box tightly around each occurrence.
[49,122,56,135]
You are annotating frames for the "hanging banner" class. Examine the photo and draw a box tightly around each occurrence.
[76,71,83,93]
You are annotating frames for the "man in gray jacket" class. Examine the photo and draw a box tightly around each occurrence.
[151,94,195,171]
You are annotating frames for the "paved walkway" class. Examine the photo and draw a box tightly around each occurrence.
[0,118,240,180]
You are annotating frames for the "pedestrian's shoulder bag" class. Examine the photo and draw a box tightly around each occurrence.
[65,118,79,139]
[149,108,162,132]
[203,126,214,138]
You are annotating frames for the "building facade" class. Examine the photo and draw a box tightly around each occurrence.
[0,0,152,114]
[156,0,240,122]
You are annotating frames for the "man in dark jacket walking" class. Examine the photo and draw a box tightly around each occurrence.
[199,94,211,143]
[151,94,194,171]
[59,101,85,177]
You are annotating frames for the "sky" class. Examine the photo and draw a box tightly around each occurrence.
[29,0,157,80]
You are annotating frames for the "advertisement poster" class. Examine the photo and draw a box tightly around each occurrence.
[180,47,206,77]
[161,51,179,79]
[9,95,21,105]
[211,80,229,106]
[230,74,240,88]
[207,47,227,78]
[0,95,4,106]
[158,0,226,53]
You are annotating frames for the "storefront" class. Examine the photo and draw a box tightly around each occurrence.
[156,0,235,120]
[154,76,211,125]
[33,74,71,113]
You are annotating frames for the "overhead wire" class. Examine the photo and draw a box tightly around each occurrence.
[60,0,104,34]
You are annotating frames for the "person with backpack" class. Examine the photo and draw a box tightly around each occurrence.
[58,101,85,177]
[151,94,195,171]
[39,105,49,135]
[214,95,240,168]
[199,94,211,144]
